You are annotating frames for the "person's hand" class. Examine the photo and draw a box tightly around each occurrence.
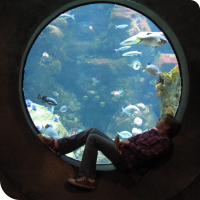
[119,139,130,148]
[114,136,130,154]
[114,135,122,154]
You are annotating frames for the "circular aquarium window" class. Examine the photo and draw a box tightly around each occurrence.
[22,2,183,166]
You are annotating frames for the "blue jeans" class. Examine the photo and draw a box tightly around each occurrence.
[57,128,128,179]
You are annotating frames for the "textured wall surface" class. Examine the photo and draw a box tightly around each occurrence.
[0,0,200,199]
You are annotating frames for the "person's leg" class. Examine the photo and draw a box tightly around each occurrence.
[79,133,127,180]
[57,128,113,155]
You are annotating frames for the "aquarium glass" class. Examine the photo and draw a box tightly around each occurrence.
[23,3,181,164]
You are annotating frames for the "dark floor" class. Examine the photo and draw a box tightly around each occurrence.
[1,0,200,199]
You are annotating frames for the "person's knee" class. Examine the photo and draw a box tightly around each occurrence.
[90,127,98,132]
[87,134,97,144]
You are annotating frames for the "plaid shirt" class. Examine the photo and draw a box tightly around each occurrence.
[121,129,171,176]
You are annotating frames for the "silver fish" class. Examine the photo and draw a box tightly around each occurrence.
[122,105,140,116]
[138,33,168,48]
[120,31,164,46]
[142,63,161,76]
[115,24,128,29]
[60,105,69,112]
[58,13,75,20]
[117,131,132,139]
[122,51,142,56]
[114,46,131,52]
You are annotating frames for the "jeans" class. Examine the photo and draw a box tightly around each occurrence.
[57,128,128,179]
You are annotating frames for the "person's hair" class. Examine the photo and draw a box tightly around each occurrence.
[162,114,181,138]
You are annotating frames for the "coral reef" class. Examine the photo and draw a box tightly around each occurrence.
[155,65,181,116]
[46,24,63,37]
[110,5,136,19]
[27,103,68,138]
[85,57,127,69]
[154,53,178,71]
[110,5,151,36]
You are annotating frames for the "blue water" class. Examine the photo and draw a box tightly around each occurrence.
[23,3,178,141]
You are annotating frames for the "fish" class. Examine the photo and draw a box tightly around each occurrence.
[52,91,59,96]
[142,63,161,76]
[122,105,140,116]
[114,46,131,52]
[111,90,123,96]
[37,93,58,107]
[120,32,150,46]
[115,24,128,29]
[137,32,168,48]
[122,51,142,56]
[60,105,69,112]
[40,124,59,139]
[120,31,164,46]
[117,131,132,139]
[57,13,75,20]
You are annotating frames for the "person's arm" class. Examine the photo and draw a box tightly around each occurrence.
[128,135,171,160]
[114,135,130,154]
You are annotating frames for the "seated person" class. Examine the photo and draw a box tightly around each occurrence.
[38,114,181,189]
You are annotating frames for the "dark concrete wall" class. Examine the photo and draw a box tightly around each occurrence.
[0,0,200,199]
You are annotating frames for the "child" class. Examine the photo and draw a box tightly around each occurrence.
[38,114,181,189]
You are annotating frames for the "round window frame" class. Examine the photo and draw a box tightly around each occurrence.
[19,0,189,171]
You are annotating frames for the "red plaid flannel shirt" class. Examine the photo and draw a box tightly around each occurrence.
[121,129,171,176]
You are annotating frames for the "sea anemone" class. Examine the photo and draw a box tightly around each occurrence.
[25,99,32,107]
[134,117,143,126]
[53,116,59,122]
[132,128,142,136]
[32,104,37,111]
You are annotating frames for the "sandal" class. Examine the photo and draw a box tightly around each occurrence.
[38,134,59,154]
[68,177,95,189]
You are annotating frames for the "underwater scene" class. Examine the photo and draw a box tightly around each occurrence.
[23,3,181,164]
